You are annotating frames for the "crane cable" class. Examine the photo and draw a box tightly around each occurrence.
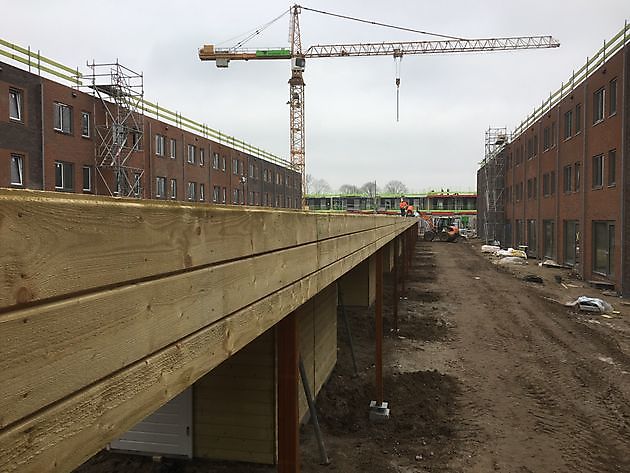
[217,8,291,51]
[298,5,467,41]
[395,55,402,122]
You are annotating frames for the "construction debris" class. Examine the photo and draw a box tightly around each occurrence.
[496,256,528,266]
[567,296,614,314]
[523,275,544,284]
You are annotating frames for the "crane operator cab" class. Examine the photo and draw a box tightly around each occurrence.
[292,57,306,71]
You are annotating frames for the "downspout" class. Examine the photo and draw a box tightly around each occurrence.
[556,103,561,261]
[40,80,45,190]
[621,23,628,294]
[581,58,589,281]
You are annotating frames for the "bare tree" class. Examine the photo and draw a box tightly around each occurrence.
[384,180,408,195]
[339,184,360,195]
[360,181,379,198]
[305,174,313,195]
[311,178,331,194]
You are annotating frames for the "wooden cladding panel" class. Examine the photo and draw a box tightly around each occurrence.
[194,330,275,464]
[0,191,415,473]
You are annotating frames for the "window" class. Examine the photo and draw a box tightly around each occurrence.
[221,156,226,171]
[10,154,23,185]
[593,221,614,275]
[563,110,572,139]
[609,79,617,115]
[527,179,533,199]
[132,132,141,151]
[592,154,603,188]
[543,220,555,259]
[155,135,165,156]
[199,148,205,166]
[9,89,22,121]
[534,134,539,154]
[543,127,550,150]
[187,145,196,164]
[550,171,556,195]
[249,163,255,178]
[170,179,177,199]
[133,173,142,197]
[563,165,572,193]
[199,183,205,201]
[564,221,579,266]
[593,87,605,123]
[169,139,177,159]
[550,124,555,147]
[187,182,196,200]
[222,187,227,203]
[574,162,581,191]
[155,176,166,198]
[232,158,239,175]
[54,161,74,190]
[233,188,239,204]
[543,173,550,197]
[213,185,220,202]
[527,219,537,255]
[212,152,219,169]
[608,150,616,186]
[81,112,90,138]
[82,165,92,192]
[53,103,72,133]
[575,104,582,133]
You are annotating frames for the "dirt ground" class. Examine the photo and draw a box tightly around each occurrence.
[76,238,630,473]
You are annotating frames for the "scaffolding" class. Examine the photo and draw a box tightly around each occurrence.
[480,127,509,244]
[81,61,145,197]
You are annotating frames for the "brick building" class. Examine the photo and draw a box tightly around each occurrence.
[477,23,630,293]
[1,59,301,208]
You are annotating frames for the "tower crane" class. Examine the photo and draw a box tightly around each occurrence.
[199,5,560,201]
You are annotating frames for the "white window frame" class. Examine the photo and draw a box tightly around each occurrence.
[169,139,177,159]
[187,181,196,201]
[81,111,91,138]
[54,102,72,133]
[199,183,205,201]
[10,154,24,186]
[199,148,205,166]
[212,152,219,169]
[593,88,605,124]
[54,161,74,190]
[187,145,195,164]
[9,89,22,121]
[133,173,142,197]
[82,165,92,192]
[156,176,166,198]
[155,135,165,156]
[170,178,177,200]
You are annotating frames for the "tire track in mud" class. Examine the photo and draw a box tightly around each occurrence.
[421,240,630,473]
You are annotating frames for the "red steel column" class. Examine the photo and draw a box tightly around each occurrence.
[375,248,384,404]
[277,312,300,473]
[392,239,399,332]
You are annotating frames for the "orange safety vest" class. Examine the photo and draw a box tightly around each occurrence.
[399,200,408,209]
[406,205,414,213]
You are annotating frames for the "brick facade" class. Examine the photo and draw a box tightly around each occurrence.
[478,43,628,292]
[0,61,301,208]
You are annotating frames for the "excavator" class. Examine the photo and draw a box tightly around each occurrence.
[419,214,460,242]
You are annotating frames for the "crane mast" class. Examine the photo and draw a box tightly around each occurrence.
[198,5,560,204]
[289,5,306,195]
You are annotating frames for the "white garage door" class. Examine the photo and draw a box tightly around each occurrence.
[110,387,192,458]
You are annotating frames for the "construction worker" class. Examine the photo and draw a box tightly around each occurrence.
[399,198,408,217]
[406,204,414,217]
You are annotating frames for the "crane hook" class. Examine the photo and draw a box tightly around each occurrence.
[394,53,402,122]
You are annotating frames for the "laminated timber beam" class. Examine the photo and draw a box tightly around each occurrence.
[0,189,415,473]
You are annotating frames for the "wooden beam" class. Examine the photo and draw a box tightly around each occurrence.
[0,190,387,308]
[0,225,400,428]
[276,313,300,473]
[375,249,384,404]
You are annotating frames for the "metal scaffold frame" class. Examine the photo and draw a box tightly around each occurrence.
[482,127,509,244]
[81,61,145,198]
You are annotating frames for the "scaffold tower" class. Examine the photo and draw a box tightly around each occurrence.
[83,61,145,197]
[482,127,509,244]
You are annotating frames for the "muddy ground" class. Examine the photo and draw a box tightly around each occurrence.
[76,238,630,473]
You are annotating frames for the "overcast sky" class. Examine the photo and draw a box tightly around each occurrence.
[3,1,629,192]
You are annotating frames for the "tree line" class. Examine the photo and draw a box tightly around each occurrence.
[306,175,408,196]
